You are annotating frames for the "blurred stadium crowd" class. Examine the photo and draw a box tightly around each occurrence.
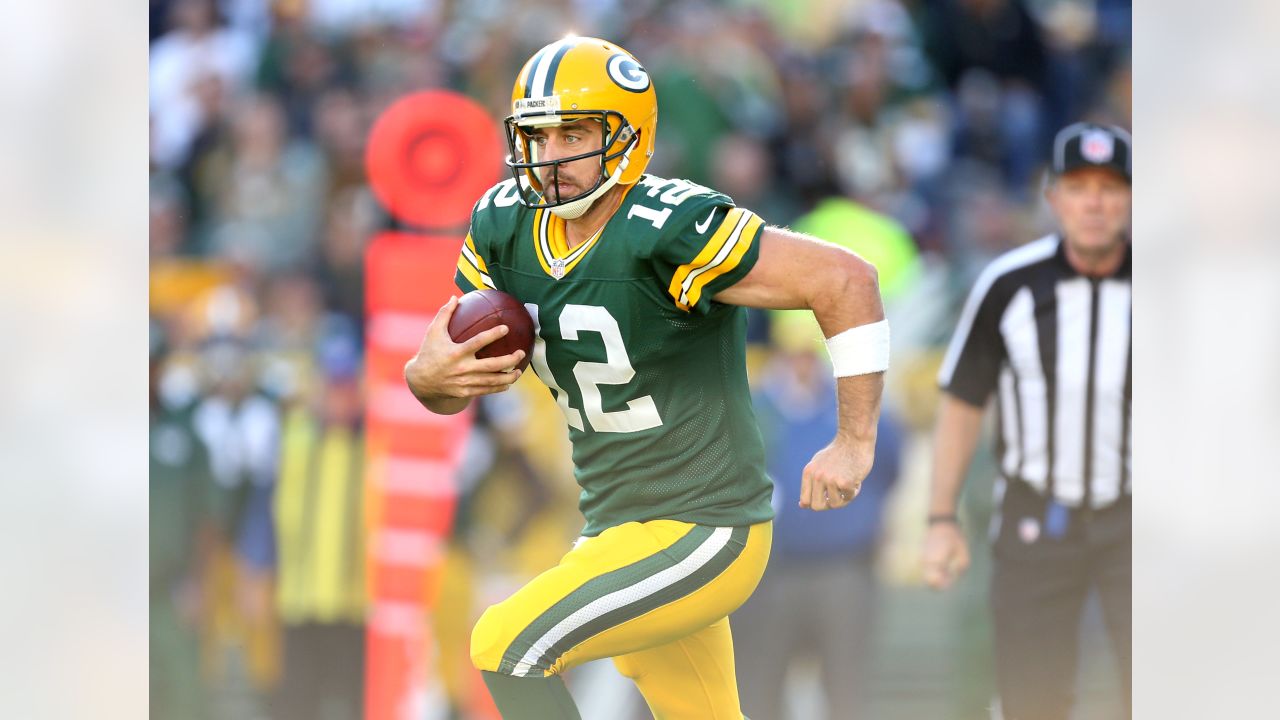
[148,0,1129,717]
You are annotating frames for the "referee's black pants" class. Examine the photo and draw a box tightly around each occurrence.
[990,480,1131,720]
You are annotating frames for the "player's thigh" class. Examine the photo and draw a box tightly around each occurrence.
[613,617,741,720]
[472,520,770,677]
[552,521,770,673]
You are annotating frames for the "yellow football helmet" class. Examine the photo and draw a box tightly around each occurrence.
[505,36,658,218]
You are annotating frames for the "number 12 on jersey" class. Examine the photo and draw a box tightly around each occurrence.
[525,303,663,434]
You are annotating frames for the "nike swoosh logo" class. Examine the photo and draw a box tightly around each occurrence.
[694,208,717,234]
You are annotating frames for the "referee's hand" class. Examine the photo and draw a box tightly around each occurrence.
[922,523,970,590]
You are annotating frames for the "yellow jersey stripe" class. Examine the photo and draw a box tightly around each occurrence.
[533,186,637,280]
[456,255,493,290]
[683,212,763,309]
[667,208,745,307]
[533,208,555,276]
[459,241,492,280]
[533,207,602,279]
[667,208,751,309]
[548,213,569,258]
[463,233,490,272]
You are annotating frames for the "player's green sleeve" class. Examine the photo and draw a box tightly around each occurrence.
[650,202,765,314]
[455,231,495,293]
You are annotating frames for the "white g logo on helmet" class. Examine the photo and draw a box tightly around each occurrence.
[606,54,650,93]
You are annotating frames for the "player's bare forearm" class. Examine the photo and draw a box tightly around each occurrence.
[721,227,888,511]
[718,226,886,442]
[714,226,885,332]
[835,372,883,446]
[929,393,987,514]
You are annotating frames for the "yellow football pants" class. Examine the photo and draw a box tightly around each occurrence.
[471,519,772,720]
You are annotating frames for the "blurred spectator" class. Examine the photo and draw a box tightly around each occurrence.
[313,189,374,334]
[921,0,1047,92]
[793,196,920,304]
[271,333,368,720]
[151,172,193,258]
[150,342,217,720]
[178,71,235,241]
[921,0,1047,189]
[734,338,905,720]
[253,271,326,401]
[256,13,351,138]
[646,6,784,184]
[769,54,841,211]
[311,88,371,200]
[710,132,799,227]
[192,335,282,706]
[307,0,437,35]
[204,93,328,272]
[829,0,939,204]
[150,0,257,168]
[1094,55,1132,126]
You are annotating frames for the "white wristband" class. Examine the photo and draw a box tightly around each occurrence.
[824,319,890,377]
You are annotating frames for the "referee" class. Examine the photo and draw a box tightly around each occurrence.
[923,123,1132,720]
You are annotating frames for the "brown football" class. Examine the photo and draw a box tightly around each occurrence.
[447,289,535,372]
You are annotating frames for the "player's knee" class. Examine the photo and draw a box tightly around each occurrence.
[470,605,507,673]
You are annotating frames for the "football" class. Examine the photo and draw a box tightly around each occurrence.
[447,289,535,372]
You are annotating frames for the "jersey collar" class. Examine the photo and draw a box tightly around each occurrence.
[1054,233,1132,279]
[532,184,633,280]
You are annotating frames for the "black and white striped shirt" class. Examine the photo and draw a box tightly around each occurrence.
[939,235,1132,509]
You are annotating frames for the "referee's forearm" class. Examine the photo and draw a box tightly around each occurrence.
[929,394,986,515]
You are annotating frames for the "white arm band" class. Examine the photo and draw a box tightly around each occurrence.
[824,319,890,377]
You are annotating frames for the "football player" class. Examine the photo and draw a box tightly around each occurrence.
[405,36,888,720]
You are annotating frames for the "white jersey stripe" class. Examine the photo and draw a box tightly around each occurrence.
[1091,280,1131,504]
[939,236,1058,387]
[1053,278,1093,504]
[998,366,1021,479]
[679,210,751,305]
[1000,286,1049,487]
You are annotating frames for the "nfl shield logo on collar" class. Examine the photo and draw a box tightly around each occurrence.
[1081,129,1115,163]
[551,258,566,279]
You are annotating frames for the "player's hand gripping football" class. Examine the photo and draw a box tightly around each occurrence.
[798,436,874,511]
[921,522,970,590]
[404,296,525,407]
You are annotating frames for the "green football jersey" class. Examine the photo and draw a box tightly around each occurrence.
[455,174,775,536]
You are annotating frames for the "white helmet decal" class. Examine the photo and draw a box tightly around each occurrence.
[606,54,650,93]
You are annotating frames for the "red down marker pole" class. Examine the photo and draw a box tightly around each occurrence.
[363,90,502,720]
